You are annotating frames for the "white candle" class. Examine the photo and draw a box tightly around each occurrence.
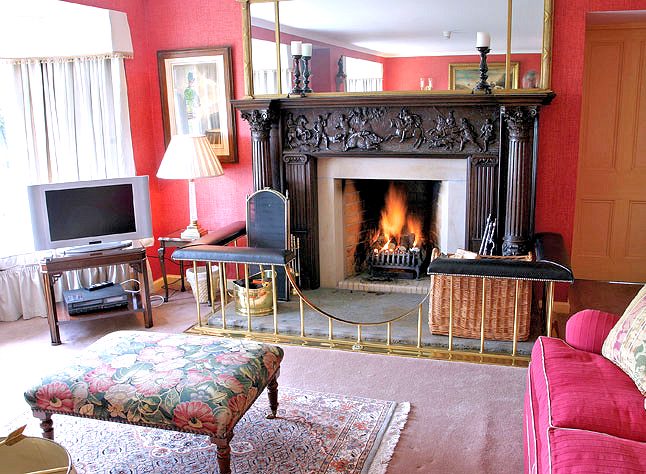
[291,41,302,55]
[476,32,491,48]
[301,43,312,57]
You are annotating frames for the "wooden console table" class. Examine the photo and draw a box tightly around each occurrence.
[40,246,153,345]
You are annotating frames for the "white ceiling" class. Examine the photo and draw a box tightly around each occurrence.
[251,0,544,57]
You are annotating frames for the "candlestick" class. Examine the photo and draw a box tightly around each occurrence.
[301,43,312,57]
[290,41,302,55]
[476,31,491,48]
[472,46,492,94]
[302,54,312,93]
[290,54,303,95]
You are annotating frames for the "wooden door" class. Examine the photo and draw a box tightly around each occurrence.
[572,23,646,282]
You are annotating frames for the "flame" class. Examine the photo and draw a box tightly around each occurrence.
[407,215,423,247]
[375,183,424,250]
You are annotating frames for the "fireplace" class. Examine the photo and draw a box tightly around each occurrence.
[345,179,440,279]
[317,156,466,287]
[234,92,553,289]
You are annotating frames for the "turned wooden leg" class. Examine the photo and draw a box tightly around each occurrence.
[211,436,232,474]
[266,371,279,419]
[33,411,54,440]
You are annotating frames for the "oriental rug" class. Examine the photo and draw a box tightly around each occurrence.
[8,387,409,474]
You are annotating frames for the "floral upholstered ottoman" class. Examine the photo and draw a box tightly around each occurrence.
[24,331,283,474]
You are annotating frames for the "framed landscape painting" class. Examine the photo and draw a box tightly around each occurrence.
[449,62,519,91]
[158,47,237,163]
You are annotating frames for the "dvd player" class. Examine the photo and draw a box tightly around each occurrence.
[63,284,128,315]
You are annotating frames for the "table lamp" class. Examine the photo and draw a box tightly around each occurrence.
[157,135,224,239]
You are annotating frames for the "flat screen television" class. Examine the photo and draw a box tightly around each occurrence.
[27,176,153,253]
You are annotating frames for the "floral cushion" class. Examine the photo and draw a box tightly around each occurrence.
[24,331,283,438]
[602,285,646,396]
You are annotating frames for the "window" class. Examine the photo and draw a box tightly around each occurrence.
[0,3,135,258]
[344,57,383,93]
[252,38,291,94]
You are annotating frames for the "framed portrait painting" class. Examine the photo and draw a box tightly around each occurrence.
[449,62,519,91]
[158,47,237,163]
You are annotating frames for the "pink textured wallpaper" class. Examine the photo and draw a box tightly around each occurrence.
[64,0,646,290]
[383,53,541,91]
[65,0,251,279]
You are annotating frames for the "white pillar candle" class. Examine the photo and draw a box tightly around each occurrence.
[301,43,312,57]
[291,41,302,55]
[476,32,491,48]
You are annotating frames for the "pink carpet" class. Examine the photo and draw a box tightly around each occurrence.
[0,293,527,473]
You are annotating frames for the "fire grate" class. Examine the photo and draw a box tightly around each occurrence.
[367,246,427,279]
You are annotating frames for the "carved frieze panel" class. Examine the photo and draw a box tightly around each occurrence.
[282,106,499,155]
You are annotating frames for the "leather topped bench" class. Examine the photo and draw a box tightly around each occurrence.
[24,331,284,474]
[172,244,295,266]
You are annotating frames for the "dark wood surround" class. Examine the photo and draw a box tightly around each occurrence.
[234,92,554,289]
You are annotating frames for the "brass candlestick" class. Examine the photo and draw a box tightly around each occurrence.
[472,46,492,95]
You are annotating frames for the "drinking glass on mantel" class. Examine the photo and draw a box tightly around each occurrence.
[420,78,433,91]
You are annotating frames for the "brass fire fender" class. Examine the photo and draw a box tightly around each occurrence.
[181,263,527,367]
[174,233,573,368]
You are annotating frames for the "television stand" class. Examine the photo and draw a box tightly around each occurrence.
[64,241,132,255]
[41,246,153,345]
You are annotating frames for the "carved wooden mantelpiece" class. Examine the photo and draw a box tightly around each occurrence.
[233,92,554,289]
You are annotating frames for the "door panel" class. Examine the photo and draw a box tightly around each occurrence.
[626,201,646,258]
[577,200,613,257]
[572,24,646,282]
[580,41,622,170]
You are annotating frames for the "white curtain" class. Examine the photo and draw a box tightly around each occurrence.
[15,57,134,183]
[0,55,136,321]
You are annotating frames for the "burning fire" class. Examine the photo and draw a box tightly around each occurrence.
[371,183,424,251]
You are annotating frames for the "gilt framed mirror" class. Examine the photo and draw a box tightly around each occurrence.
[239,0,553,97]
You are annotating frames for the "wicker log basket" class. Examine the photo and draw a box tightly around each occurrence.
[428,248,533,341]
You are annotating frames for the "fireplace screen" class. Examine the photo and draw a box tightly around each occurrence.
[343,179,440,279]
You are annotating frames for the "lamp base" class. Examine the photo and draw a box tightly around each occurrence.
[181,224,207,240]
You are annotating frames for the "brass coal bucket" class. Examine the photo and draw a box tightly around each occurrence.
[233,270,273,316]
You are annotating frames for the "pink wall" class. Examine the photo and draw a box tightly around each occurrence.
[64,0,646,293]
[65,0,251,279]
[536,0,646,298]
[383,53,541,91]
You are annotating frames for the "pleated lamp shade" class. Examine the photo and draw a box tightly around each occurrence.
[156,135,224,240]
[157,135,224,180]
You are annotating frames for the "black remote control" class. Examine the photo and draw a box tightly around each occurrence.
[87,281,115,291]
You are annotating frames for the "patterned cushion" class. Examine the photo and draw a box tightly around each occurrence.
[602,285,646,396]
[24,331,283,438]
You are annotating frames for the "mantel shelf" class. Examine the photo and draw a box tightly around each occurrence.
[232,90,555,111]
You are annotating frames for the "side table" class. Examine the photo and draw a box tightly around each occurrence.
[41,246,153,345]
[158,222,247,302]
[158,230,194,302]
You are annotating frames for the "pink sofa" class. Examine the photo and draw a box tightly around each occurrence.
[524,309,646,473]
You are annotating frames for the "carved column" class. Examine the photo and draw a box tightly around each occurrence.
[501,106,537,255]
[240,109,278,191]
[283,153,319,289]
[467,155,500,252]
